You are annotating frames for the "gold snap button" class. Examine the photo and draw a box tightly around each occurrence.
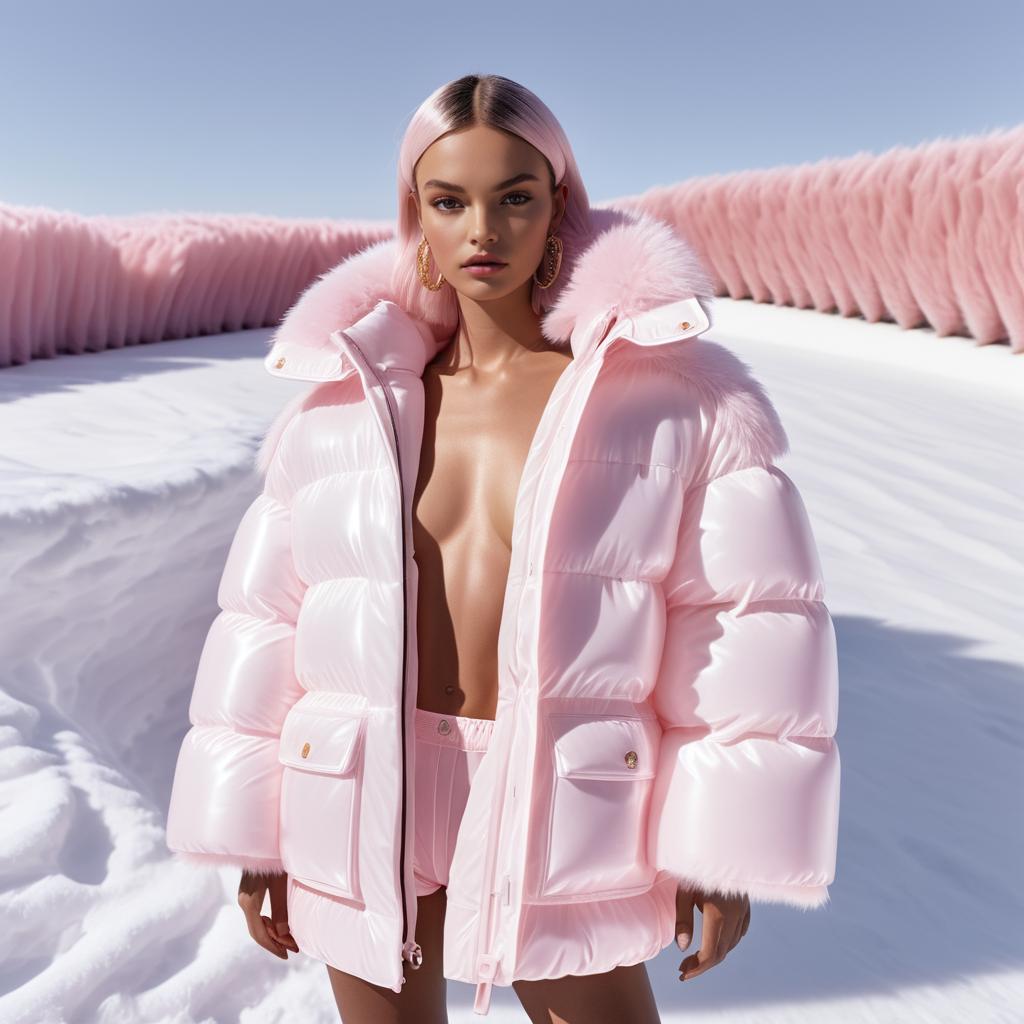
[438,719,452,736]
[677,321,691,331]
[275,356,286,368]
[301,742,311,758]
[624,750,639,770]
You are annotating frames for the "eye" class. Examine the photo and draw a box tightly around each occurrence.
[431,196,462,212]
[430,192,533,213]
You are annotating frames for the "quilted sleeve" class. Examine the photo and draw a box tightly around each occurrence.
[647,392,841,910]
[165,400,307,876]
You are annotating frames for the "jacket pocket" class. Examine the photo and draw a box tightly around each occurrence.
[278,699,368,902]
[538,712,662,902]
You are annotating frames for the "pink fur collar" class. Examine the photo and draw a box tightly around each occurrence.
[264,208,716,376]
[539,207,715,346]
[257,208,790,479]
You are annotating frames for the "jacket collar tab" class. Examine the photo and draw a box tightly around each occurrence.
[265,300,436,383]
[573,295,713,362]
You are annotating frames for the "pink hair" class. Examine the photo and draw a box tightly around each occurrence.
[389,73,595,344]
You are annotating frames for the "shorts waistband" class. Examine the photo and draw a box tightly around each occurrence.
[414,707,494,751]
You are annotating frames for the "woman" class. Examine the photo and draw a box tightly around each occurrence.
[166,73,840,1022]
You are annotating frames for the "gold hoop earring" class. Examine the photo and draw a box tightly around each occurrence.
[533,234,563,289]
[417,237,445,291]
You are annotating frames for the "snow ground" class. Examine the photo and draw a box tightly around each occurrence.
[0,298,1021,1023]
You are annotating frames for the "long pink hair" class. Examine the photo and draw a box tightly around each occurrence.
[390,73,594,339]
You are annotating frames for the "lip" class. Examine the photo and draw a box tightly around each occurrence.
[461,254,508,268]
[462,262,508,277]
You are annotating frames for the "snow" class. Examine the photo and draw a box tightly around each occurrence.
[1,299,1021,1023]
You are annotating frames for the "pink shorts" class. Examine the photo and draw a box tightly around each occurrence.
[412,707,495,898]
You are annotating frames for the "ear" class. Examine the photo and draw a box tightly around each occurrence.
[550,182,569,235]
[407,188,423,234]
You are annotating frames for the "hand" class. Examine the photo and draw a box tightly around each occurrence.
[675,883,750,981]
[238,869,300,960]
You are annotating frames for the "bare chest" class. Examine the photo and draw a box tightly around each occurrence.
[412,352,572,556]
[411,351,572,715]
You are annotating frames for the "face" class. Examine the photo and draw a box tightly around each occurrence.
[410,124,567,302]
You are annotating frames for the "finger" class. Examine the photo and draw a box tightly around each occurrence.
[718,913,741,960]
[268,874,299,953]
[236,888,288,958]
[723,894,752,957]
[240,900,286,959]
[258,914,289,959]
[680,902,723,980]
[675,887,696,952]
[729,904,750,950]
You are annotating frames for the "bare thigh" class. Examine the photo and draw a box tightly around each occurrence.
[326,887,449,1024]
[513,962,661,1024]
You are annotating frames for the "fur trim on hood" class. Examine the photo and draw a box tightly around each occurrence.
[538,207,716,345]
[263,207,716,371]
[256,207,789,478]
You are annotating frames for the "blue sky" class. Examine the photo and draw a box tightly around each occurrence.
[2,0,1021,219]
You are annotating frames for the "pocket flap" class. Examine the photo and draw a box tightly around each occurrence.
[548,714,659,781]
[278,706,366,775]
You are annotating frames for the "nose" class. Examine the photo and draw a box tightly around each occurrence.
[470,210,498,246]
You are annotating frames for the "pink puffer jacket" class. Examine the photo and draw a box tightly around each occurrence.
[165,208,840,1015]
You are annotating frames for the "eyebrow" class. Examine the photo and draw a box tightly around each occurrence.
[421,172,541,193]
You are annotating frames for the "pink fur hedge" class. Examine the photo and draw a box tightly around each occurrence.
[1,124,1020,369]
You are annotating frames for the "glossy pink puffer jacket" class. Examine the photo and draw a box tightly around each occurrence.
[165,209,840,1014]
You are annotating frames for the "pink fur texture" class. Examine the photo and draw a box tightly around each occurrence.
[173,851,286,876]
[255,207,715,476]
[262,207,714,362]
[255,208,787,481]
[660,870,830,911]
[655,340,790,483]
[2,124,1020,368]
[539,207,716,344]
[607,124,1024,351]
[0,205,392,368]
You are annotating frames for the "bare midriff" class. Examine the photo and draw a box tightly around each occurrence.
[412,343,573,722]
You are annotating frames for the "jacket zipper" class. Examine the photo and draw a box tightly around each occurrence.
[472,348,598,1015]
[344,339,423,976]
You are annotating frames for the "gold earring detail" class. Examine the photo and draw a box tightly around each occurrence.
[533,234,563,289]
[417,237,445,291]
